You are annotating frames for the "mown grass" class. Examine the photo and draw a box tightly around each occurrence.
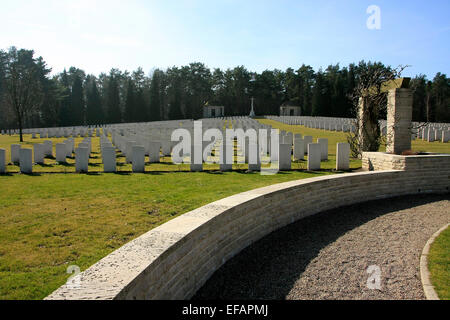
[428,226,450,300]
[0,170,332,300]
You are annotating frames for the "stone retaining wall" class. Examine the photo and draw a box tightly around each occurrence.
[362,152,450,172]
[47,155,450,300]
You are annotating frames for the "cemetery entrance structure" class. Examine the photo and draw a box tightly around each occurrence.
[203,105,224,118]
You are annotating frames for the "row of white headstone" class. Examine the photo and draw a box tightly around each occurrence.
[267,116,449,143]
[0,117,352,174]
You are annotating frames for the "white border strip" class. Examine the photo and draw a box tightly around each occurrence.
[420,223,449,300]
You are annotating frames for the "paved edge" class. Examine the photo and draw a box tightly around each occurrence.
[420,223,449,300]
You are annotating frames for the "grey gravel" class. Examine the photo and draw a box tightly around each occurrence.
[193,193,450,300]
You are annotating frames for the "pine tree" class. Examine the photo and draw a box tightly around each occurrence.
[149,70,161,121]
[312,71,326,116]
[86,78,103,125]
[134,89,148,122]
[71,74,85,125]
[59,69,72,126]
[124,80,136,123]
[106,76,122,123]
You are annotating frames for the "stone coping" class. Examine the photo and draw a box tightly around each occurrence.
[420,223,449,300]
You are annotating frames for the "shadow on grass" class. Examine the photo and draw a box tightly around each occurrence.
[58,162,75,167]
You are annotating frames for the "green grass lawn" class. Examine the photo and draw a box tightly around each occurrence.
[0,121,448,300]
[0,170,331,300]
[428,226,450,300]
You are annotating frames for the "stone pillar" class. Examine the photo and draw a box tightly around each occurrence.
[102,146,116,173]
[19,148,33,174]
[307,143,321,171]
[132,146,145,173]
[386,88,413,154]
[0,148,5,173]
[336,143,350,171]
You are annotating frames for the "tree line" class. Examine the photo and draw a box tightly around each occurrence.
[0,46,449,134]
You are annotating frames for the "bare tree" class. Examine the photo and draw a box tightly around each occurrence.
[4,47,43,142]
[347,64,408,158]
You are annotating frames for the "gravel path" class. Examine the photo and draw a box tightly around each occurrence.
[193,193,450,300]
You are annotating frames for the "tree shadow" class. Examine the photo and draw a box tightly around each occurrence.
[192,193,450,300]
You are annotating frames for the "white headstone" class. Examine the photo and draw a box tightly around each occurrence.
[147,141,161,163]
[442,131,449,143]
[190,144,203,172]
[33,144,44,164]
[307,143,321,171]
[75,147,89,173]
[278,143,291,171]
[303,136,313,154]
[19,148,33,174]
[220,142,233,172]
[336,143,350,171]
[55,144,67,163]
[43,140,53,157]
[102,146,116,173]
[0,148,5,173]
[317,138,328,161]
[132,146,145,173]
[293,138,304,160]
[11,144,21,164]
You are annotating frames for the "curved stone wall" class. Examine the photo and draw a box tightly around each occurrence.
[46,157,450,300]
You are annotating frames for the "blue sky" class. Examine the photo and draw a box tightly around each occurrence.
[1,0,449,78]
